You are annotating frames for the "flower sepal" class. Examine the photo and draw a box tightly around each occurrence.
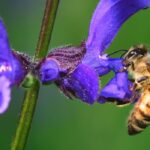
[37,44,86,83]
[20,73,36,88]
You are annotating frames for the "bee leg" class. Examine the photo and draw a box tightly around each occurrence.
[99,96,130,106]
[146,62,150,72]
[119,62,134,72]
[130,82,137,91]
[137,76,149,83]
[129,82,140,103]
[131,62,135,70]
[115,100,130,107]
[130,90,140,103]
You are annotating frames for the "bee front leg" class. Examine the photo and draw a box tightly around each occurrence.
[119,62,134,72]
[137,76,149,83]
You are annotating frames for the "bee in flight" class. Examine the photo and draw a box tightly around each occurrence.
[123,44,150,135]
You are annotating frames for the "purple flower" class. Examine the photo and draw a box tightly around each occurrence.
[38,0,150,104]
[83,0,150,103]
[0,19,28,113]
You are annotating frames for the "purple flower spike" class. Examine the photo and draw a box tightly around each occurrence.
[86,0,150,54]
[0,19,29,113]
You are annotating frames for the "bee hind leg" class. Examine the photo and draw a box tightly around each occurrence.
[99,96,130,107]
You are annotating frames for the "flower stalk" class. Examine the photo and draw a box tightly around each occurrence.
[11,0,60,149]
[11,78,40,150]
[35,0,60,60]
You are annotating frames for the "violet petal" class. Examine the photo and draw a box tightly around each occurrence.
[86,0,150,54]
[0,76,11,114]
[0,19,12,58]
[38,59,59,83]
[58,64,100,104]
[100,72,132,100]
[0,19,27,85]
[108,58,123,72]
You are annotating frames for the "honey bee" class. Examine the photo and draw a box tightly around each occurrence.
[123,44,150,135]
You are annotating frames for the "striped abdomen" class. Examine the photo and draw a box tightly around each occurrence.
[128,86,150,135]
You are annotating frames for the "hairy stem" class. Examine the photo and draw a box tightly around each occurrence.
[11,0,59,149]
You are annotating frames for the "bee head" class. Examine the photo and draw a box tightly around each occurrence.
[123,45,148,67]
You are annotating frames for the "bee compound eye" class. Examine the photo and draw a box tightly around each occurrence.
[127,51,136,58]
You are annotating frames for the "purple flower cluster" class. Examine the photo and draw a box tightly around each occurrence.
[39,0,150,104]
[0,0,150,113]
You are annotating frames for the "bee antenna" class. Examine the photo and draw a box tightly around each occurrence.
[107,49,128,57]
[120,51,129,58]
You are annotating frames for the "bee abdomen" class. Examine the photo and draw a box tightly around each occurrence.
[128,110,150,135]
[128,87,150,135]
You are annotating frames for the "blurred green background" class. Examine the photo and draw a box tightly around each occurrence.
[0,0,150,150]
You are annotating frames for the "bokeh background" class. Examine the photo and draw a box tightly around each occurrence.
[0,0,150,149]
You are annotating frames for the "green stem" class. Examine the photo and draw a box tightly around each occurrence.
[11,79,40,150]
[11,0,59,150]
[35,0,60,59]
